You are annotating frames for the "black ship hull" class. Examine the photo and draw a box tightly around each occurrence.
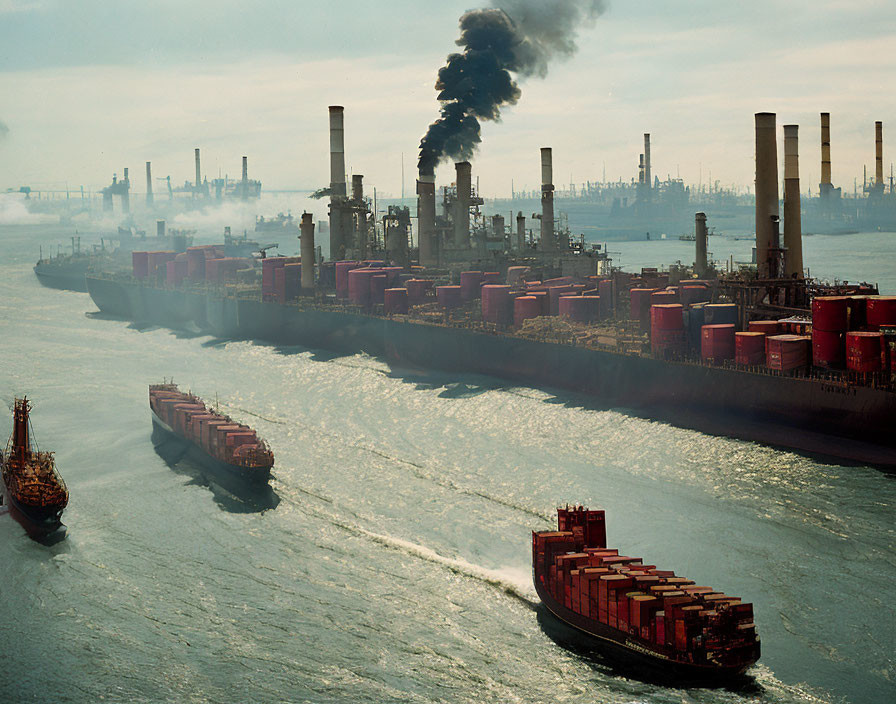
[34,263,89,292]
[150,410,271,485]
[1,482,66,540]
[88,275,896,468]
[533,576,751,680]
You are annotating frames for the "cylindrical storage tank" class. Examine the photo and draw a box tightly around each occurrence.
[548,285,576,315]
[381,266,403,285]
[704,303,738,327]
[560,295,600,323]
[335,261,360,299]
[481,284,512,324]
[629,288,657,321]
[767,335,810,371]
[514,296,541,327]
[847,296,868,330]
[812,329,846,369]
[370,274,388,305]
[846,331,883,372]
[436,285,462,309]
[866,296,896,330]
[701,324,736,362]
[132,251,149,279]
[735,332,766,365]
[651,290,678,306]
[405,279,431,305]
[529,290,549,316]
[384,288,409,315]
[748,320,781,335]
[460,271,484,301]
[348,268,375,306]
[597,279,614,318]
[651,304,685,355]
[482,272,502,284]
[812,296,848,331]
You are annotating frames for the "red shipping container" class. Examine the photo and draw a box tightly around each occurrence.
[767,335,810,371]
[812,296,849,331]
[846,331,883,372]
[437,285,463,309]
[701,324,736,361]
[384,288,409,315]
[654,612,666,645]
[748,319,782,335]
[459,271,484,301]
[866,296,896,330]
[405,279,431,305]
[132,251,149,279]
[481,284,512,323]
[370,274,388,305]
[735,331,766,365]
[812,328,846,368]
[629,288,657,320]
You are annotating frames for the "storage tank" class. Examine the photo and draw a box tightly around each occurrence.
[514,296,541,327]
[812,329,846,368]
[846,331,884,372]
[866,297,896,330]
[436,285,462,309]
[651,304,685,356]
[384,288,409,315]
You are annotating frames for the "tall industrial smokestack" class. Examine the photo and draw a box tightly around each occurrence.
[783,125,804,278]
[516,212,526,251]
[541,147,555,251]
[194,148,201,190]
[643,134,651,191]
[145,161,153,206]
[300,212,315,294]
[454,162,472,248]
[820,113,832,198]
[695,212,708,277]
[754,113,779,276]
[352,175,367,258]
[417,172,437,266]
[875,121,884,192]
[121,167,130,214]
[241,156,248,201]
[329,106,348,259]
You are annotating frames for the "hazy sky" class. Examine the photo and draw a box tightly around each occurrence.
[1,0,894,197]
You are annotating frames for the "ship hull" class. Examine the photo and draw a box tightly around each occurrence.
[533,576,750,680]
[34,264,88,292]
[150,409,271,485]
[1,481,66,540]
[88,275,896,467]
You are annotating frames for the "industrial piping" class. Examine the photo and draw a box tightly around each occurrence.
[754,113,779,276]
[695,212,708,277]
[540,147,555,251]
[300,212,315,294]
[783,124,804,278]
[454,162,472,248]
[329,106,348,259]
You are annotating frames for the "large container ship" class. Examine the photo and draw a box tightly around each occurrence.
[148,383,274,484]
[532,506,760,678]
[1,398,69,538]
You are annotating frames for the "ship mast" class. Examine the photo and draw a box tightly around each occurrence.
[11,397,31,462]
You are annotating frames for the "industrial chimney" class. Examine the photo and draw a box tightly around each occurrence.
[820,113,832,198]
[417,171,437,266]
[241,156,249,201]
[329,106,348,259]
[194,148,201,190]
[300,212,315,294]
[783,124,804,278]
[643,133,652,192]
[875,121,884,193]
[145,161,153,206]
[121,167,130,214]
[516,212,526,251]
[454,162,472,248]
[352,175,367,258]
[754,113,779,276]
[540,147,555,251]
[695,212,708,277]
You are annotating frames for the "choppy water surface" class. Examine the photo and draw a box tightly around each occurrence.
[1,222,894,703]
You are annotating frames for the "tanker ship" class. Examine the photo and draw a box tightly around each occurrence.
[1,398,69,538]
[533,506,760,678]
[83,108,896,467]
[149,383,274,484]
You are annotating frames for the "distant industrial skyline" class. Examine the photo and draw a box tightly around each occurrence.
[0,0,894,196]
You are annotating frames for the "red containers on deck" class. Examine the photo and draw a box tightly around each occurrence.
[629,288,657,320]
[132,251,149,279]
[767,335,810,371]
[866,296,896,330]
[748,320,781,335]
[283,263,301,300]
[846,331,883,372]
[166,260,188,287]
[405,279,431,305]
[651,304,685,355]
[701,324,735,362]
[384,288,409,315]
[481,284,512,324]
[651,290,678,306]
[335,261,360,299]
[514,296,541,327]
[559,296,600,323]
[812,329,846,368]
[735,332,766,365]
[847,296,867,330]
[812,296,849,332]
[262,258,286,298]
[482,272,502,285]
[460,271,484,301]
[370,274,388,305]
[548,286,575,315]
[273,267,286,303]
[680,285,711,307]
[348,268,376,306]
[436,285,462,309]
[529,290,549,315]
[597,279,614,318]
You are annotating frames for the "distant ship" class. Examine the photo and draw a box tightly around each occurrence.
[1,398,68,538]
[533,506,760,678]
[149,383,274,484]
[255,213,300,235]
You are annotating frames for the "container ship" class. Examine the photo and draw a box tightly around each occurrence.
[533,506,760,678]
[84,108,896,467]
[1,398,69,538]
[149,383,274,483]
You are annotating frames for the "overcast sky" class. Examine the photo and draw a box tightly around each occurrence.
[1,0,894,197]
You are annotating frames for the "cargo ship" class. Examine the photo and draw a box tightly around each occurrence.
[1,398,69,538]
[533,506,760,678]
[148,383,274,484]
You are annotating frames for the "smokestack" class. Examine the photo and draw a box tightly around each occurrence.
[492,214,505,240]
[454,162,472,248]
[145,161,153,206]
[541,147,555,250]
[783,125,804,278]
[300,212,315,294]
[329,106,348,259]
[820,113,832,197]
[352,175,367,258]
[241,156,248,201]
[875,121,884,191]
[121,167,130,214]
[644,133,651,190]
[194,148,201,189]
[417,172,437,266]
[754,113,779,276]
[516,211,526,251]
[352,174,364,202]
[695,212,708,277]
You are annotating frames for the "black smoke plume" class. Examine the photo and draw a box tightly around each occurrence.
[418,0,606,174]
